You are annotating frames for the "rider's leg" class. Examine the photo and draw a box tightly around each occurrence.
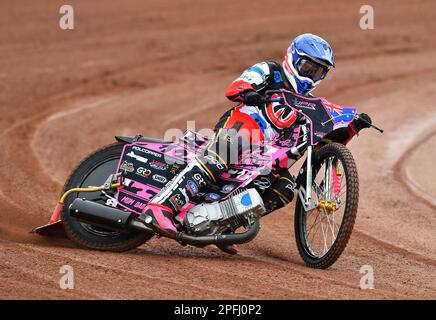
[139,157,219,237]
[261,170,296,214]
[139,106,262,237]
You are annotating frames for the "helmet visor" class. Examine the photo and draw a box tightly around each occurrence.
[295,58,329,82]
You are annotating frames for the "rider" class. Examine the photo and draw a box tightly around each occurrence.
[138,33,372,246]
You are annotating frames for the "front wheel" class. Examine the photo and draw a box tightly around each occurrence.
[295,142,359,269]
[61,143,153,251]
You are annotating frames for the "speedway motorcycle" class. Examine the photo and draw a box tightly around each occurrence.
[33,89,382,269]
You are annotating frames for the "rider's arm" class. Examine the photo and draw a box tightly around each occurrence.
[225,62,272,102]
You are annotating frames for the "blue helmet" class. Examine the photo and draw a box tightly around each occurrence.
[283,33,335,95]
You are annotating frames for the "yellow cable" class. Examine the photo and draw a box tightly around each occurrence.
[59,183,121,204]
[272,188,291,203]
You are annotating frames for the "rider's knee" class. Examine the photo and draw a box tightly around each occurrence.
[272,176,295,203]
[197,151,228,183]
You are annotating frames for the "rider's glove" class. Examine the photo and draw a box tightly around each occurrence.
[242,90,265,107]
[353,113,372,131]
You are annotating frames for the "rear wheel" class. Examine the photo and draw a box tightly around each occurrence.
[295,143,359,269]
[61,143,153,251]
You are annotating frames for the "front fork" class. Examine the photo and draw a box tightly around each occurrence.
[296,121,338,212]
[299,144,318,211]
[294,122,318,212]
[305,145,313,206]
[324,157,332,202]
[301,146,338,212]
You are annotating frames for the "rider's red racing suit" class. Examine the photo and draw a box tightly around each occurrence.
[153,61,308,217]
[212,60,307,212]
[139,60,367,241]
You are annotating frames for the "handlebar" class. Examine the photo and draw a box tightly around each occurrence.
[354,114,384,133]
[263,89,384,133]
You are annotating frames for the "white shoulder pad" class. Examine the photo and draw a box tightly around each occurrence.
[237,62,271,86]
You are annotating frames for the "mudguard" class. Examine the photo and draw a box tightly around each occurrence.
[115,135,172,144]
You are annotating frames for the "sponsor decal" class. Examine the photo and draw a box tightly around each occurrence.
[266,102,297,129]
[178,187,190,203]
[240,75,253,82]
[277,138,292,147]
[152,174,167,184]
[149,160,169,171]
[120,196,147,211]
[120,161,134,173]
[136,167,151,178]
[292,98,317,110]
[132,145,162,158]
[170,194,185,209]
[170,164,181,174]
[221,184,235,194]
[193,173,207,188]
[120,196,135,205]
[205,193,221,202]
[315,131,326,138]
[105,197,118,208]
[134,201,147,210]
[126,151,148,164]
[186,180,199,196]
[253,177,271,191]
[274,70,283,83]
[285,182,296,192]
[203,155,225,170]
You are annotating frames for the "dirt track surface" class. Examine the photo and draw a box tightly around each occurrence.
[1,0,435,299]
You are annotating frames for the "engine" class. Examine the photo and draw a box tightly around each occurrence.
[184,188,266,236]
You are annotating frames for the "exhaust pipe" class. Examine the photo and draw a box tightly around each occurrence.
[69,198,135,233]
[69,198,260,245]
[178,221,260,246]
[129,218,260,246]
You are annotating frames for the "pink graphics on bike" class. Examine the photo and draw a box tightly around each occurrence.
[114,91,357,215]
[115,131,295,215]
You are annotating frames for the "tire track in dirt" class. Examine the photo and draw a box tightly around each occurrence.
[397,129,436,208]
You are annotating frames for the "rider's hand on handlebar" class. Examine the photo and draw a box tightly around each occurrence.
[242,90,266,107]
[353,113,372,131]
